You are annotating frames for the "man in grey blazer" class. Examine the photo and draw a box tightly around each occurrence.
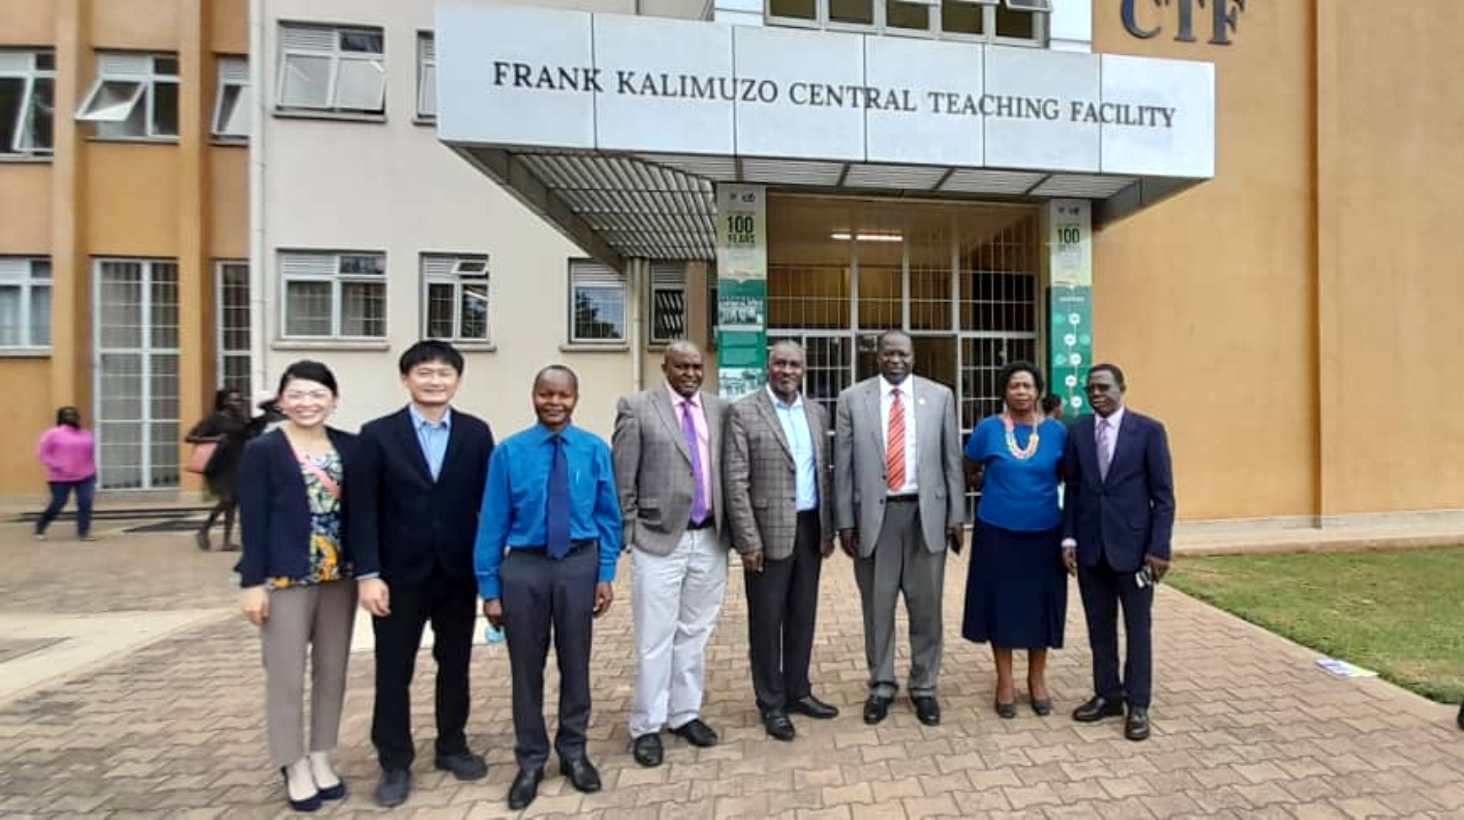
[723,341,838,742]
[834,330,965,727]
[613,341,729,768]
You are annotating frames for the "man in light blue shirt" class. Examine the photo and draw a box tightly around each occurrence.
[409,403,450,481]
[722,341,837,742]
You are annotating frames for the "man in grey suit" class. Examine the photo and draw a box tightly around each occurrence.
[613,341,729,768]
[834,330,965,727]
[723,341,838,742]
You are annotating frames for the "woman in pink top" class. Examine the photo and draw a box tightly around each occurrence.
[34,406,98,541]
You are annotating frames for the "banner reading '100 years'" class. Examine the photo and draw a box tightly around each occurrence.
[715,184,767,400]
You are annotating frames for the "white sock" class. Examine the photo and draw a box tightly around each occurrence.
[285,758,316,801]
[308,751,340,789]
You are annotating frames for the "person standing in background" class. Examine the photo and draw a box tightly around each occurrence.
[34,406,98,542]
[187,388,251,552]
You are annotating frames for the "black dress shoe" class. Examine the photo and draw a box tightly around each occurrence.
[763,712,796,741]
[631,733,664,767]
[788,695,840,719]
[374,768,410,808]
[994,700,1017,719]
[434,751,488,781]
[560,756,602,793]
[1457,702,1463,731]
[911,695,941,726]
[670,719,719,747]
[1072,695,1125,723]
[1125,708,1151,741]
[506,768,543,811]
[863,695,893,725]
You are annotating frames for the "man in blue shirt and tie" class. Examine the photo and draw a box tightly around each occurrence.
[474,365,621,811]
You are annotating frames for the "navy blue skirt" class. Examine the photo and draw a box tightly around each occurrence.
[961,523,1067,650]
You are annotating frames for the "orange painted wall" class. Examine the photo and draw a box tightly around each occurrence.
[208,147,249,259]
[90,0,180,49]
[1090,1,1317,520]
[210,0,250,54]
[0,165,52,252]
[83,144,182,256]
[0,359,56,496]
[0,0,56,45]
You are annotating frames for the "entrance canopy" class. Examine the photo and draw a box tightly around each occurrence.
[436,1,1215,268]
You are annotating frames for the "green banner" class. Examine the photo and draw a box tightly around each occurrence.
[1047,200,1093,416]
[715,184,768,399]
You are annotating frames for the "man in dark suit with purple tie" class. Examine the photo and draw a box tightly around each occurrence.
[1060,363,1175,742]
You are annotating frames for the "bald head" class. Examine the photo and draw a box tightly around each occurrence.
[662,340,705,399]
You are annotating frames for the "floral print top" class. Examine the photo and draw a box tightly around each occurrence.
[268,448,347,588]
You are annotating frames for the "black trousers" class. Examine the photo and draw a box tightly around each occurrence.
[370,568,477,770]
[745,510,823,716]
[1077,554,1154,709]
[500,544,597,772]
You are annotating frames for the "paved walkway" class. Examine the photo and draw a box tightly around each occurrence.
[1,520,1461,819]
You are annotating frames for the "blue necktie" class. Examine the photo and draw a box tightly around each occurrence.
[546,434,571,559]
[681,400,708,523]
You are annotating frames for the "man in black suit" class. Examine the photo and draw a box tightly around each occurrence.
[1061,363,1175,742]
[355,341,495,806]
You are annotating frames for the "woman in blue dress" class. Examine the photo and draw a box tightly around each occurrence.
[962,361,1067,719]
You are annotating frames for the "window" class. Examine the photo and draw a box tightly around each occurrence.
[0,257,51,348]
[279,250,386,338]
[216,261,251,393]
[650,262,687,345]
[0,50,54,157]
[277,23,386,116]
[569,260,627,343]
[76,52,179,140]
[421,253,490,342]
[212,55,251,140]
[416,32,436,120]
[767,0,1045,43]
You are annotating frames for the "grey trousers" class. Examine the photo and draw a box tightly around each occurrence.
[853,499,946,699]
[259,580,357,766]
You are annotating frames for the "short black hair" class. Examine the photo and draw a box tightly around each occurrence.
[876,329,912,350]
[213,388,240,412]
[1088,363,1126,389]
[998,361,1045,397]
[399,340,464,376]
[534,364,579,392]
[1040,394,1063,414]
[277,359,339,397]
[55,406,79,426]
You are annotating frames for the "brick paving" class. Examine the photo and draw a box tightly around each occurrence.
[1,520,1462,818]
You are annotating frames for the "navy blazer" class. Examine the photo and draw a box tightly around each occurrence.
[352,407,494,585]
[237,427,363,588]
[1061,410,1176,572]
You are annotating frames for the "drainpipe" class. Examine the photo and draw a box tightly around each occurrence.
[248,0,268,401]
[629,258,644,390]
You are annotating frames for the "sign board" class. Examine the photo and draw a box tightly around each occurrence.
[715,184,768,400]
[1047,199,1093,416]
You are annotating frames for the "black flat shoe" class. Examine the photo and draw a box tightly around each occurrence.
[506,768,543,811]
[763,712,796,741]
[911,695,941,726]
[789,694,840,719]
[374,768,410,808]
[434,751,488,781]
[631,733,663,768]
[1031,699,1053,716]
[1072,695,1125,723]
[560,756,602,793]
[281,767,321,813]
[1125,707,1151,741]
[1457,703,1463,731]
[670,719,719,748]
[994,700,1017,719]
[863,695,893,725]
[317,780,346,802]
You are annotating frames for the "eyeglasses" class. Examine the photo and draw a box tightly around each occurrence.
[282,390,333,402]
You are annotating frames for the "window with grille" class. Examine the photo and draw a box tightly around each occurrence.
[279,250,387,338]
[0,257,51,348]
[569,260,626,343]
[212,55,251,140]
[416,32,436,120]
[422,253,490,342]
[216,261,251,393]
[650,262,687,345]
[0,49,54,157]
[277,24,386,116]
[76,52,179,140]
[766,0,1046,43]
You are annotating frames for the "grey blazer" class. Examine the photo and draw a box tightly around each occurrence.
[722,390,833,560]
[833,375,966,558]
[612,385,729,556]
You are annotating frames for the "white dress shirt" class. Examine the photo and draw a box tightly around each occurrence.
[879,376,919,495]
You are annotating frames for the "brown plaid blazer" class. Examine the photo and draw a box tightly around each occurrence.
[722,389,832,560]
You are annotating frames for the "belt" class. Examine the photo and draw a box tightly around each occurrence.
[886,494,919,503]
[509,538,595,554]
[687,518,714,531]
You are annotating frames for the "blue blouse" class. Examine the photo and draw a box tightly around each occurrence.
[965,416,1067,532]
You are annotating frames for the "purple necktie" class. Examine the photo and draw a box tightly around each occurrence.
[681,399,708,523]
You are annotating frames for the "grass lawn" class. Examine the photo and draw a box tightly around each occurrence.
[1168,547,1464,703]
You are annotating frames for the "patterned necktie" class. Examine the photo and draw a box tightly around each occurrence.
[681,399,708,523]
[886,389,906,491]
[546,434,571,559]
[1097,418,1114,482]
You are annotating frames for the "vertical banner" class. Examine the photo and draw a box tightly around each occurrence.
[1047,199,1093,416]
[715,183,768,400]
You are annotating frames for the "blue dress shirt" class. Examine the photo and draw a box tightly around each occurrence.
[473,423,622,600]
[965,416,1067,532]
[768,387,818,512]
[409,404,451,481]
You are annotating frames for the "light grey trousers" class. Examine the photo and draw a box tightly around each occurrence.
[259,580,357,766]
[852,499,946,699]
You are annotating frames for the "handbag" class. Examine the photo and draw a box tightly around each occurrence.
[185,441,218,474]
